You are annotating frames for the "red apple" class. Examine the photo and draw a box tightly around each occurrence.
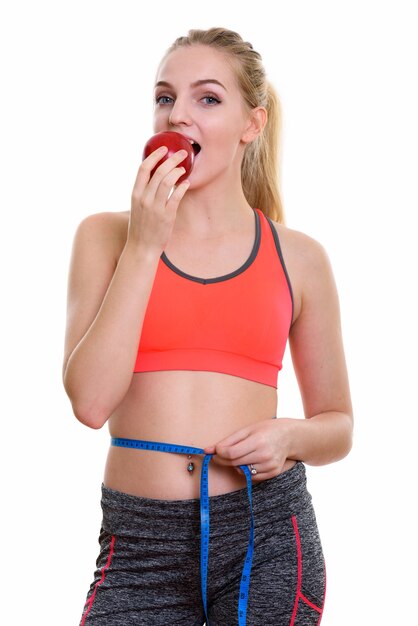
[142,131,195,184]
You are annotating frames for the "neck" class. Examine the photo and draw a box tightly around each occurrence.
[174,181,254,239]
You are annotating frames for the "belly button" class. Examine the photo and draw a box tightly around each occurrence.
[187,454,195,474]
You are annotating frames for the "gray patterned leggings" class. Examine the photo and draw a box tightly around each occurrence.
[80,461,326,625]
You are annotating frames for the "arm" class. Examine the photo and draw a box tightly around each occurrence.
[62,213,161,429]
[284,235,353,465]
[204,234,353,475]
[63,147,190,430]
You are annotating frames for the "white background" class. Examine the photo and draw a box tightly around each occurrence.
[1,1,417,624]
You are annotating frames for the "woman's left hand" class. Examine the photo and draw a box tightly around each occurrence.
[203,417,292,482]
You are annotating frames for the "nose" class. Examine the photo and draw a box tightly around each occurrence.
[168,97,192,128]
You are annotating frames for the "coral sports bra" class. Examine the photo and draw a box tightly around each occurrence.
[133,208,294,389]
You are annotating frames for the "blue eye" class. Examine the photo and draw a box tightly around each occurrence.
[155,95,173,105]
[202,96,221,105]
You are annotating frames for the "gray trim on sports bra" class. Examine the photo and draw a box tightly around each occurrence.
[160,207,261,285]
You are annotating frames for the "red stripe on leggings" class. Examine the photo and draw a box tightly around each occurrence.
[289,516,323,626]
[81,535,115,625]
[290,516,302,625]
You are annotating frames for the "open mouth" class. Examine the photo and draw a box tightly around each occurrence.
[188,139,201,155]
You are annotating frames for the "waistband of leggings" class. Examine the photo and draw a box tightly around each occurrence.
[100,461,311,538]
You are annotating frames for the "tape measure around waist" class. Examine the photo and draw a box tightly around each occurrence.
[110,437,254,626]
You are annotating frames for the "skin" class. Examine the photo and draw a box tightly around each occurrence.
[63,44,353,499]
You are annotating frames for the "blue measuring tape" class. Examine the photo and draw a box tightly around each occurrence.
[110,437,254,626]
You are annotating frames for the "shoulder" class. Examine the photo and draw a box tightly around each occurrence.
[76,209,129,235]
[268,219,328,265]
[73,210,130,262]
[268,219,334,325]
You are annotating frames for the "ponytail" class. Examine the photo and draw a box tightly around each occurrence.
[241,82,285,223]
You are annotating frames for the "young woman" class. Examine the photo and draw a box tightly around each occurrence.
[63,27,353,626]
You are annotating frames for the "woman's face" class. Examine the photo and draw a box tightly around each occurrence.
[153,45,253,189]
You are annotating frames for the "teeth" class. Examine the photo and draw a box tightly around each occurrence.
[183,137,201,154]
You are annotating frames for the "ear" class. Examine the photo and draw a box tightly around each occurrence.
[241,106,267,144]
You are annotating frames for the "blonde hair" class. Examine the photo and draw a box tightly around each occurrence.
[159,27,286,224]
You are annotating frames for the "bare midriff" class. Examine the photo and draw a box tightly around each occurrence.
[104,369,296,500]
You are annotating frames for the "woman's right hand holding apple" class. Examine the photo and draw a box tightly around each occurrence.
[127,146,190,256]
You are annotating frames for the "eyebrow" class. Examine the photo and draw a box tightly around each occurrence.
[154,79,227,91]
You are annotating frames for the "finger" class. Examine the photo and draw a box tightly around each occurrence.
[216,426,250,449]
[166,179,190,213]
[238,463,271,482]
[147,149,189,196]
[249,471,268,482]
[212,448,257,469]
[233,464,261,480]
[249,461,290,482]
[232,451,262,466]
[151,166,187,203]
[133,145,169,195]
[215,439,256,463]
[203,445,216,454]
[141,166,186,212]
